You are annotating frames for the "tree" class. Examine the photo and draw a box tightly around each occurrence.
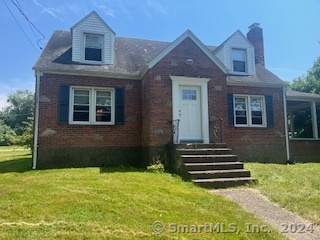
[14,116,34,150]
[288,56,320,94]
[0,120,16,146]
[1,90,34,135]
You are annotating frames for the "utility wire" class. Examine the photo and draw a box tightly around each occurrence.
[14,0,43,49]
[10,0,46,49]
[2,0,40,53]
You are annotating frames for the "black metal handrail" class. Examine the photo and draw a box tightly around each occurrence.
[172,119,180,144]
[210,118,223,143]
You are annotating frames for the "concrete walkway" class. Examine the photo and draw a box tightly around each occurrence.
[211,188,320,240]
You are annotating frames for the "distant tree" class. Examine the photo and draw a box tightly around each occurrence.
[14,116,34,150]
[0,120,16,146]
[1,90,34,135]
[288,56,320,94]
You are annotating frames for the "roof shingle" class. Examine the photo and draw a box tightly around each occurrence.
[34,30,286,87]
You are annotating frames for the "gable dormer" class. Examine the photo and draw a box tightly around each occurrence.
[214,30,255,75]
[71,11,115,65]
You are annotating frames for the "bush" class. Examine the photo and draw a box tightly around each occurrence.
[147,156,165,173]
[14,117,33,150]
[0,120,16,146]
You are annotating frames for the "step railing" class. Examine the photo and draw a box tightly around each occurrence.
[210,118,223,143]
[172,119,180,144]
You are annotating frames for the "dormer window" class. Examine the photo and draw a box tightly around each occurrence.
[84,34,103,62]
[232,49,246,72]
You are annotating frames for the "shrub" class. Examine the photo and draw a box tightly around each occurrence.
[147,156,165,173]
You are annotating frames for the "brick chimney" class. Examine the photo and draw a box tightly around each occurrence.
[247,23,265,66]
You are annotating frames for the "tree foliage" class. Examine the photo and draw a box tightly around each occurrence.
[1,90,34,135]
[0,120,16,146]
[288,56,320,94]
[0,90,34,147]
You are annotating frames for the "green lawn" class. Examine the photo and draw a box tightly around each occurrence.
[246,163,320,226]
[0,146,285,240]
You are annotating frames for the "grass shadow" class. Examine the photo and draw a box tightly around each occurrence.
[0,155,32,173]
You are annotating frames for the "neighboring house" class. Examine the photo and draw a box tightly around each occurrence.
[32,11,320,169]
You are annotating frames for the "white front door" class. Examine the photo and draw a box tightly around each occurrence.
[179,86,202,141]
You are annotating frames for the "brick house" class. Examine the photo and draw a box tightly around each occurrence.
[32,11,320,169]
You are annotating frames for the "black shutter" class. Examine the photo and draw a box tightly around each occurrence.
[265,95,274,128]
[227,93,234,126]
[115,88,125,125]
[59,85,70,124]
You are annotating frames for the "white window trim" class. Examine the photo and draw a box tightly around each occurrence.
[69,86,115,125]
[234,94,267,128]
[83,33,104,64]
[232,48,248,74]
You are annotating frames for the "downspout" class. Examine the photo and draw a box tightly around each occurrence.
[32,70,41,169]
[282,86,290,163]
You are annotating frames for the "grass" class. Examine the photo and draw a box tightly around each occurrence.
[246,162,320,226]
[0,146,286,240]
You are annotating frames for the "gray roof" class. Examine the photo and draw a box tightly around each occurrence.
[287,90,320,101]
[34,30,170,76]
[227,64,286,87]
[34,30,285,87]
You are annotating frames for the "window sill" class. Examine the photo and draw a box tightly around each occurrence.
[69,122,114,126]
[289,138,320,141]
[233,125,268,129]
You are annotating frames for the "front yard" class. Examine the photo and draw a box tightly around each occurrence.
[1,146,319,239]
[0,146,283,240]
[246,162,320,226]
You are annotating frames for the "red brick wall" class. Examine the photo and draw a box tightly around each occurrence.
[38,73,141,148]
[290,140,320,162]
[224,86,287,162]
[141,37,227,148]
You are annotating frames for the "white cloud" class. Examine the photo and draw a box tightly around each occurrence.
[91,0,115,17]
[0,95,8,110]
[32,0,59,18]
[146,0,168,15]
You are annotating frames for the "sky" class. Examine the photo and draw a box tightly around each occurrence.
[0,0,319,109]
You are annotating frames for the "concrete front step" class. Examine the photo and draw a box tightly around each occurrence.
[193,177,257,189]
[180,154,239,163]
[189,169,251,179]
[184,162,244,171]
[177,148,232,155]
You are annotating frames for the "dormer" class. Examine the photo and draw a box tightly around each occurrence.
[214,30,255,75]
[71,11,115,65]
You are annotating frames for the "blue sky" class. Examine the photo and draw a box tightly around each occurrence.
[0,0,319,108]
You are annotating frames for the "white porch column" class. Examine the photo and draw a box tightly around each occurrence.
[311,101,319,139]
[289,111,294,138]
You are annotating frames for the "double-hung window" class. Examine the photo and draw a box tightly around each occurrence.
[84,34,103,62]
[234,95,266,127]
[70,87,114,125]
[232,49,246,73]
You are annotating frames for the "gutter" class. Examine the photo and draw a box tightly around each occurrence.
[282,86,290,163]
[32,70,42,170]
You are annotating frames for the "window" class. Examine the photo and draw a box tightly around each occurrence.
[232,49,246,72]
[70,87,114,125]
[182,89,197,100]
[84,34,103,62]
[234,95,266,127]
